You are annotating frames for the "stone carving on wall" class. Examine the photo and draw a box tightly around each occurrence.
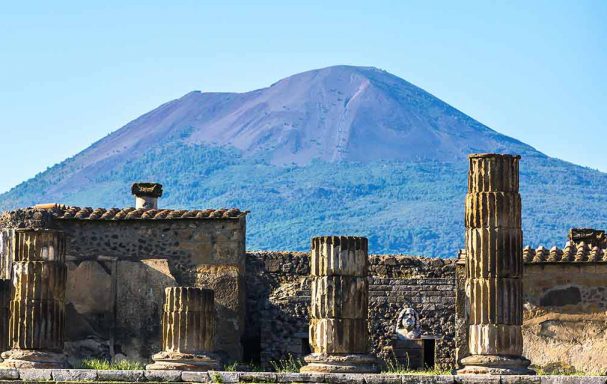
[396,306,422,340]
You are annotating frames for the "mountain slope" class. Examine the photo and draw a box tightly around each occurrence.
[1,66,605,256]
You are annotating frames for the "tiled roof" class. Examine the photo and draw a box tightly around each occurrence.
[35,204,246,220]
[523,242,607,263]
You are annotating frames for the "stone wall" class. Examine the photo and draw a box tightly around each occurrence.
[247,251,607,374]
[53,219,246,362]
[244,251,457,370]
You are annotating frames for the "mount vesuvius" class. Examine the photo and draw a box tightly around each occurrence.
[1,65,605,256]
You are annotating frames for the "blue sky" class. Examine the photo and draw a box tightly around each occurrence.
[0,1,605,193]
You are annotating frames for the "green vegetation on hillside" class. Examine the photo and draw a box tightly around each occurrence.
[1,143,606,257]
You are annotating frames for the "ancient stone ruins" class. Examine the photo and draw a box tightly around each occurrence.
[0,153,606,383]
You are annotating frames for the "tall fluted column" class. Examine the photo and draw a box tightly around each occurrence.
[0,280,9,354]
[147,287,220,371]
[458,154,533,375]
[0,229,68,368]
[300,236,379,373]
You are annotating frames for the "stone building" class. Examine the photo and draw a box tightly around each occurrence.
[0,194,247,366]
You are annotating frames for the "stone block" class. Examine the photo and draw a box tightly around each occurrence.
[310,237,368,277]
[538,377,607,384]
[239,372,277,382]
[13,229,66,263]
[12,261,66,301]
[0,279,8,353]
[465,192,521,229]
[18,368,52,381]
[468,324,523,356]
[52,369,98,381]
[96,369,145,382]
[454,375,501,384]
[181,371,210,382]
[276,372,326,382]
[465,228,523,278]
[363,374,402,384]
[402,375,455,384]
[309,318,368,354]
[323,372,366,384]
[467,154,520,193]
[209,371,240,383]
[144,369,183,382]
[500,376,541,384]
[0,368,18,380]
[310,276,368,319]
[162,287,214,354]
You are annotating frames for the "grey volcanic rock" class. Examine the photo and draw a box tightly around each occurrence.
[81,66,535,164]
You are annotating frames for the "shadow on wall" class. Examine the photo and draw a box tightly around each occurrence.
[65,259,178,366]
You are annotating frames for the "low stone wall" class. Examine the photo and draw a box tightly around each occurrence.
[244,252,457,369]
[0,369,604,383]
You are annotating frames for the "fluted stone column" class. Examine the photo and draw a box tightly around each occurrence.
[300,236,379,373]
[0,279,9,354]
[147,287,220,371]
[0,229,68,368]
[458,154,533,375]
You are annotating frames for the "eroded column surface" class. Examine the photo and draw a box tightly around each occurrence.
[0,279,9,354]
[458,154,533,375]
[301,236,379,373]
[0,229,68,368]
[147,287,220,371]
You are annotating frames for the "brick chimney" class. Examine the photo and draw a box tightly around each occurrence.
[131,183,163,209]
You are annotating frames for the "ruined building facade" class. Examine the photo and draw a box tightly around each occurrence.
[0,180,606,373]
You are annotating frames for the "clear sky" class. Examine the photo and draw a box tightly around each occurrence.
[0,1,605,193]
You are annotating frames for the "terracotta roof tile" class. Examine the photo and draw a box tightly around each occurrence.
[36,204,247,220]
[523,241,607,263]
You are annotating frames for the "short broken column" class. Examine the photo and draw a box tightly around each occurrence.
[458,154,533,375]
[300,236,379,373]
[147,287,220,371]
[0,229,68,368]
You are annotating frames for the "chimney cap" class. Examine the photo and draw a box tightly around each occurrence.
[131,183,163,198]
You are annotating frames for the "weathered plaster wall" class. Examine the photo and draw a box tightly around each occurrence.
[522,263,607,374]
[245,251,457,370]
[58,218,246,363]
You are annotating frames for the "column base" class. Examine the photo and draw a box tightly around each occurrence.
[0,349,68,369]
[146,351,221,371]
[300,353,380,374]
[457,355,535,375]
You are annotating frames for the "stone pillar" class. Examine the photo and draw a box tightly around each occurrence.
[458,154,533,375]
[0,229,68,368]
[147,287,220,371]
[0,280,9,354]
[454,249,469,367]
[300,236,379,373]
